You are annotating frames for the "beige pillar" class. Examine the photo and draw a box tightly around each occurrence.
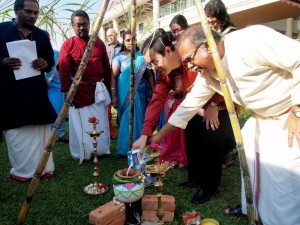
[286,18,293,38]
[152,0,160,30]
[99,26,105,41]
[113,19,119,34]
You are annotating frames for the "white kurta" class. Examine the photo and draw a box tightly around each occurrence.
[169,25,300,225]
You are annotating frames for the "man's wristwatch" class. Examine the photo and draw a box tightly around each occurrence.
[210,101,218,107]
[292,109,300,118]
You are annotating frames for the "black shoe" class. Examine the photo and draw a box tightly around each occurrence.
[191,188,213,204]
[178,181,199,189]
[0,130,3,143]
[57,134,69,143]
[116,154,127,159]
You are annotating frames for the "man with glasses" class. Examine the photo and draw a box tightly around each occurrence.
[105,27,121,140]
[133,28,234,204]
[105,28,122,67]
[152,25,300,224]
[59,10,111,163]
[0,0,56,181]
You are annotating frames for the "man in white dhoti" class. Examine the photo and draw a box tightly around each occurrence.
[0,0,56,181]
[59,10,111,163]
[151,25,300,225]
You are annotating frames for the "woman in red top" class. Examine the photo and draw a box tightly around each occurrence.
[133,28,192,167]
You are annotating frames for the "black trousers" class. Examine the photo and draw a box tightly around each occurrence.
[185,110,235,192]
[0,129,3,142]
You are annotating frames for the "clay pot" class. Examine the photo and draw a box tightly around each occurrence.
[116,168,141,179]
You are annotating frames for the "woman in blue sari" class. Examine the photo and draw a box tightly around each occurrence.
[111,30,154,157]
[45,49,68,142]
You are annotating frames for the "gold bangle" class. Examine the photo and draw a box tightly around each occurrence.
[111,88,116,90]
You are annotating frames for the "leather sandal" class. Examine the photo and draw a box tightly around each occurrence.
[222,160,235,169]
[222,148,238,169]
[224,204,245,217]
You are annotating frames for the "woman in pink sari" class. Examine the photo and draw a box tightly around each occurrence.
[156,15,191,167]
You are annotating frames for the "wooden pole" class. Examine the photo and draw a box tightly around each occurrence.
[129,0,137,148]
[193,1,255,224]
[16,1,110,224]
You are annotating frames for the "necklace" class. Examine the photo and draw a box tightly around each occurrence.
[17,29,33,41]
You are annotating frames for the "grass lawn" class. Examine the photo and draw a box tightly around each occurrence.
[0,109,251,225]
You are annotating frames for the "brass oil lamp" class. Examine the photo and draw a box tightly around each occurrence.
[83,117,108,195]
[145,151,173,225]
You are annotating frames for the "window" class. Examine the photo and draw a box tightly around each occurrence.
[138,23,144,34]
[120,30,125,39]
[160,0,187,17]
[160,0,207,17]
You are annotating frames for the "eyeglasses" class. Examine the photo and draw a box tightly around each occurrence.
[107,33,116,38]
[74,23,89,29]
[182,44,202,66]
[22,8,39,15]
[171,28,184,34]
[147,60,159,70]
[145,32,164,70]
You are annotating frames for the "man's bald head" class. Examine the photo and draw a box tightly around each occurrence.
[106,28,118,45]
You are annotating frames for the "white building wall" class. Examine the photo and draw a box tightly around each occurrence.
[102,0,300,42]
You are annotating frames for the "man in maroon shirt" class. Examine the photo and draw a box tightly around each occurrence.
[59,10,111,163]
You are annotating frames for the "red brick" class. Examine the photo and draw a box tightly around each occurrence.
[141,195,175,212]
[107,214,126,225]
[89,200,125,225]
[142,210,174,222]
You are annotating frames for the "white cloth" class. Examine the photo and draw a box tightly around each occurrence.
[168,25,300,224]
[241,114,300,225]
[95,81,111,106]
[69,101,110,164]
[5,124,54,179]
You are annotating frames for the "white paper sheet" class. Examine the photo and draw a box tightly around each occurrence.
[6,40,40,80]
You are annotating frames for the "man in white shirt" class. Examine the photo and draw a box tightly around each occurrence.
[105,27,121,139]
[151,25,300,225]
[105,28,121,67]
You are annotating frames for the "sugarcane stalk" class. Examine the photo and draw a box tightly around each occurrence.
[16,1,110,224]
[129,0,137,148]
[193,1,255,224]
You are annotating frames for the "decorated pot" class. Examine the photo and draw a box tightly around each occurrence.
[113,168,145,203]
[113,182,145,203]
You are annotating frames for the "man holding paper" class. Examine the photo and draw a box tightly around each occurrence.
[0,0,57,181]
